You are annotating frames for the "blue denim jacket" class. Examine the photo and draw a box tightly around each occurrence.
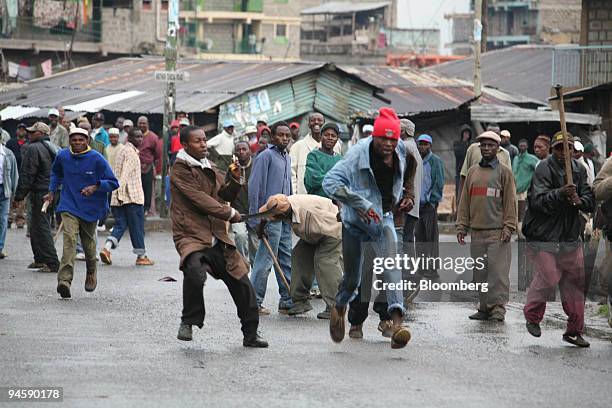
[323,137,406,238]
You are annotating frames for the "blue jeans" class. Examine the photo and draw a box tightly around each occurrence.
[0,189,9,251]
[336,213,405,315]
[108,204,146,255]
[249,221,292,307]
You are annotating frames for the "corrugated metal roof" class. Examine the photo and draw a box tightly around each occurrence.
[338,65,461,88]
[470,104,601,125]
[301,1,390,15]
[0,58,325,114]
[427,45,554,103]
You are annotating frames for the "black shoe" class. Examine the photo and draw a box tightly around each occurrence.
[526,321,541,337]
[317,306,331,320]
[243,333,269,348]
[562,333,590,348]
[177,323,193,341]
[468,311,489,320]
[57,281,71,299]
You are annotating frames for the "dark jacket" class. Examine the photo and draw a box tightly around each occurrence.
[15,138,55,200]
[5,137,25,169]
[453,124,472,178]
[170,153,247,279]
[522,155,595,244]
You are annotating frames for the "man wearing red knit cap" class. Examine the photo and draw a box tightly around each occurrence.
[322,107,414,349]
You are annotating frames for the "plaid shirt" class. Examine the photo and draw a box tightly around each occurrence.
[111,142,144,206]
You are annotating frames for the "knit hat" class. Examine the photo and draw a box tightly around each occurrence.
[26,122,50,135]
[259,194,291,220]
[583,143,595,154]
[476,131,501,144]
[535,135,550,146]
[417,134,433,144]
[289,122,300,129]
[400,119,415,137]
[372,107,400,140]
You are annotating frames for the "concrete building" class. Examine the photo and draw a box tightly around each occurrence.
[445,0,582,55]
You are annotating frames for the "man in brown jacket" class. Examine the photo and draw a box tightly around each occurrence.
[457,131,517,322]
[170,125,267,348]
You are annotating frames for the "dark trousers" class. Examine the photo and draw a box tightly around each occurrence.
[181,245,259,337]
[141,168,154,213]
[524,246,585,335]
[109,204,145,255]
[415,203,440,278]
[29,191,59,270]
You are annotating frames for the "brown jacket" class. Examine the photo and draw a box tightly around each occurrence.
[170,153,247,279]
[287,195,342,243]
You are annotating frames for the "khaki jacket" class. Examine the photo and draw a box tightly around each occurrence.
[593,157,612,202]
[287,195,341,243]
[170,152,247,279]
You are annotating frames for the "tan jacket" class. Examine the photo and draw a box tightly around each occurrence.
[287,194,341,243]
[593,157,612,201]
[170,151,247,278]
[111,142,144,206]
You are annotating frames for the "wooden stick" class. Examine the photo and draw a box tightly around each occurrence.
[261,235,291,291]
[53,220,63,243]
[554,84,573,185]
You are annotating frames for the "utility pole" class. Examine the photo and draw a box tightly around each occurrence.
[473,0,483,98]
[161,0,179,218]
[481,0,488,53]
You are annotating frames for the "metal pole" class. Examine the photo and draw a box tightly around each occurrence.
[161,0,179,218]
[473,0,483,98]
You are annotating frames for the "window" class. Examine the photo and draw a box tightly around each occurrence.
[276,24,287,38]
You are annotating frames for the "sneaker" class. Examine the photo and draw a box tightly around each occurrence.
[468,311,490,320]
[136,256,155,266]
[0,250,6,259]
[287,302,313,316]
[349,324,363,339]
[27,262,46,270]
[329,305,346,343]
[57,280,71,299]
[243,333,269,348]
[377,320,394,338]
[177,323,192,341]
[38,264,57,273]
[96,225,106,232]
[75,252,86,261]
[489,313,505,322]
[317,306,331,320]
[562,333,590,348]
[99,248,112,265]
[310,287,322,299]
[258,306,271,316]
[390,325,411,349]
[526,321,541,337]
[84,270,97,292]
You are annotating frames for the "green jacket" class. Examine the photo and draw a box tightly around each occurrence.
[512,152,538,193]
[304,149,342,198]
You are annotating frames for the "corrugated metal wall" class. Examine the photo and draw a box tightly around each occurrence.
[314,70,373,123]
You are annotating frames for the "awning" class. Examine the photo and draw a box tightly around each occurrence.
[64,91,145,113]
[0,105,41,120]
[470,104,602,126]
[301,1,390,15]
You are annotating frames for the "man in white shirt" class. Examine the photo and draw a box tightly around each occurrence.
[290,112,341,194]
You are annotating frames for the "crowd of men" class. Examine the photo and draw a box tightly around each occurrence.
[1,106,611,350]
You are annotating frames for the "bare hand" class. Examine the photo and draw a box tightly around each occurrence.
[229,212,242,223]
[457,232,466,245]
[560,184,576,198]
[228,161,241,181]
[256,220,267,239]
[43,192,54,204]
[569,193,581,207]
[398,197,414,213]
[81,184,98,197]
[366,208,381,224]
[500,229,512,242]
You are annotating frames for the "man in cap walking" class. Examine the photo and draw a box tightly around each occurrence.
[48,108,68,149]
[14,122,60,272]
[457,131,517,322]
[45,127,119,298]
[323,107,413,348]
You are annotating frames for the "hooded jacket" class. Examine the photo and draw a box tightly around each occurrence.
[170,149,247,278]
[522,155,595,244]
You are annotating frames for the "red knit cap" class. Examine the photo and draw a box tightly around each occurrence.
[372,107,400,140]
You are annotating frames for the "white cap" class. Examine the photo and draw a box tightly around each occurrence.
[48,108,60,117]
[123,119,133,128]
[363,124,374,133]
[574,140,584,152]
[179,117,190,126]
[500,130,511,137]
[244,125,257,135]
[108,127,120,135]
[69,127,89,138]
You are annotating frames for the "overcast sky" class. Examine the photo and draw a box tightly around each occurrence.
[396,0,471,54]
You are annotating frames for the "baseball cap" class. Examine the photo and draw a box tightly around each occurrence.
[179,118,190,126]
[93,112,105,121]
[69,127,89,138]
[551,131,574,147]
[108,127,120,135]
[321,123,340,135]
[223,119,234,128]
[123,119,133,128]
[362,124,374,133]
[289,122,300,129]
[574,140,584,152]
[476,131,501,144]
[26,122,50,135]
[48,108,60,117]
[244,125,257,135]
[372,107,400,140]
[258,194,291,220]
[500,130,511,137]
[417,134,433,144]
[17,122,27,129]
